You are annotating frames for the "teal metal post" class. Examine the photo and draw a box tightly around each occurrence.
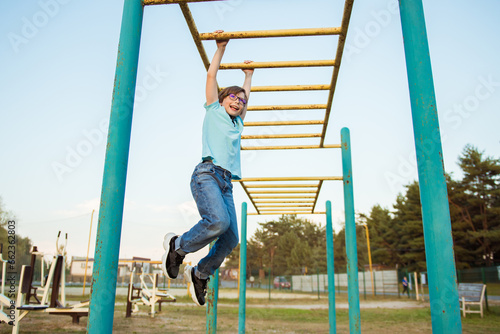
[326,201,336,334]
[341,127,361,334]
[238,202,248,334]
[207,241,219,334]
[87,0,143,332]
[399,1,462,332]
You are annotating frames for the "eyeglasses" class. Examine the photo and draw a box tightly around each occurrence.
[227,93,247,105]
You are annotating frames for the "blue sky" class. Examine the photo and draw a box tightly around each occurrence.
[1,0,499,266]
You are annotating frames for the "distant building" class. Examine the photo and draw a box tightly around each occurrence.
[69,256,153,281]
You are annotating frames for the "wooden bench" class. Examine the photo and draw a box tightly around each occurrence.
[458,283,486,318]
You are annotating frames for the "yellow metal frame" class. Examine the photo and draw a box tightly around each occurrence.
[234,177,342,215]
[144,0,355,215]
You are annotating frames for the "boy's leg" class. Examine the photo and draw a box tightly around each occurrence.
[162,163,229,280]
[196,183,239,279]
[177,163,232,257]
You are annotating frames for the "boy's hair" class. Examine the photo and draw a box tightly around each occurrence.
[218,86,247,103]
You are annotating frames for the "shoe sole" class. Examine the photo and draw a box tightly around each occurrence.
[185,265,204,306]
[161,232,177,279]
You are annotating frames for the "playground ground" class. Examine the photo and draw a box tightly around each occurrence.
[3,289,500,333]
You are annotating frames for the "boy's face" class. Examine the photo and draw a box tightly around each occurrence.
[222,92,247,117]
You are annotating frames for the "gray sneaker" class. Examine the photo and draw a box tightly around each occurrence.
[185,265,209,306]
[161,233,185,279]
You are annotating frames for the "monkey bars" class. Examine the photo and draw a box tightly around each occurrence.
[89,1,462,334]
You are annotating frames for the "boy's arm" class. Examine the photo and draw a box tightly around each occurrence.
[239,60,254,121]
[206,30,228,106]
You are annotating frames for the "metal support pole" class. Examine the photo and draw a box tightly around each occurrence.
[87,0,143,332]
[238,202,248,334]
[207,241,219,334]
[326,201,336,334]
[341,127,361,334]
[399,1,462,332]
[361,224,374,296]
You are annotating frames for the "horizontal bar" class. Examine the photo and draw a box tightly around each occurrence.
[241,133,322,140]
[237,176,342,182]
[249,190,316,194]
[251,195,316,199]
[254,200,315,204]
[200,27,342,40]
[219,60,335,70]
[241,144,341,150]
[257,204,314,208]
[244,120,324,127]
[248,212,326,215]
[250,84,330,92]
[247,104,326,111]
[248,190,317,194]
[144,0,221,4]
[259,209,314,212]
[245,184,318,188]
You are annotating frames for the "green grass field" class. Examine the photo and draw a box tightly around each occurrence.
[2,290,499,333]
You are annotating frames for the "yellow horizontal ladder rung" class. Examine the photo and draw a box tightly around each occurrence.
[259,209,313,212]
[144,0,221,5]
[245,184,318,188]
[244,120,323,127]
[248,212,326,215]
[241,133,321,140]
[238,176,341,182]
[241,144,341,151]
[219,60,335,70]
[199,27,342,40]
[250,84,330,92]
[247,104,326,111]
[248,190,317,194]
[251,195,316,199]
[257,204,314,208]
[254,200,315,204]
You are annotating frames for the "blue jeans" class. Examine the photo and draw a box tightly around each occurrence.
[175,162,239,280]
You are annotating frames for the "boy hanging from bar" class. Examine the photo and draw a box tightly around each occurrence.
[161,30,254,306]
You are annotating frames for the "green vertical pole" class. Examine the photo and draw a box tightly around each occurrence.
[238,202,248,334]
[481,267,489,310]
[341,127,361,334]
[326,201,336,334]
[87,0,143,332]
[207,241,219,334]
[399,1,462,332]
[373,270,377,296]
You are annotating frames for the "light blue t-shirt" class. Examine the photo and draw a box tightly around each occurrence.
[201,101,243,179]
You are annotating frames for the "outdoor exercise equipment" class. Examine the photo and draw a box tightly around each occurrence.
[125,266,176,318]
[89,0,461,333]
[0,233,89,333]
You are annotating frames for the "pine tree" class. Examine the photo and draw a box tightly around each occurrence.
[452,145,500,266]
